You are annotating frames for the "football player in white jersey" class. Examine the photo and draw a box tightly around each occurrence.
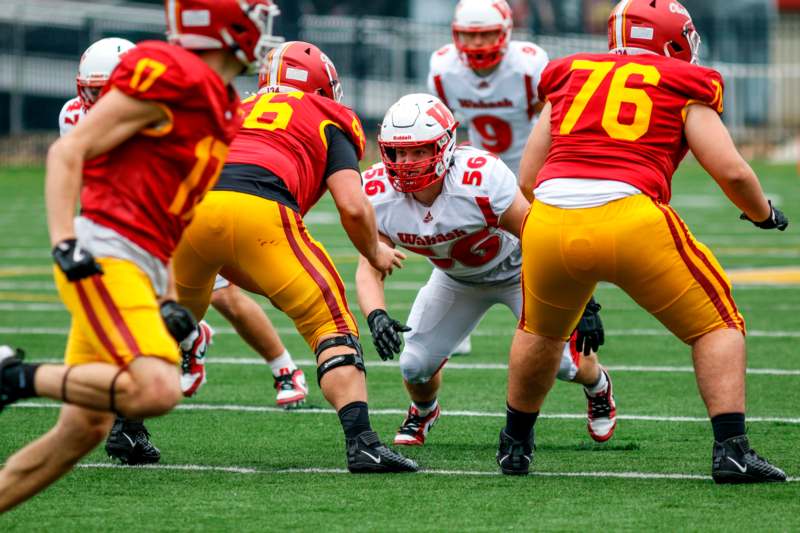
[58,38,308,464]
[428,0,548,356]
[356,94,616,447]
[427,0,548,178]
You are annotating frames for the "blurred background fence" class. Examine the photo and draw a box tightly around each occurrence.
[1,0,799,165]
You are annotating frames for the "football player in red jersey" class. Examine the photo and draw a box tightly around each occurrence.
[0,0,283,512]
[172,41,418,473]
[497,0,788,482]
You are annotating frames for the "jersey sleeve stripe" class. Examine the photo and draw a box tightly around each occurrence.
[291,209,359,335]
[475,196,499,227]
[140,102,174,137]
[74,279,126,367]
[656,203,742,332]
[91,275,143,357]
[711,79,724,113]
[277,204,351,335]
[318,119,342,149]
[432,75,450,108]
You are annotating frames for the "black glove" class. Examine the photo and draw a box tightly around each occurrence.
[574,296,604,356]
[366,309,411,361]
[740,200,788,231]
[51,238,103,281]
[160,300,197,343]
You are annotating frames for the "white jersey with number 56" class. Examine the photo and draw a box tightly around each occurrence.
[427,41,548,177]
[363,146,520,284]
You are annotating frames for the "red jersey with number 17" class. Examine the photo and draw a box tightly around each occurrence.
[80,41,241,263]
[535,53,724,203]
[225,90,366,216]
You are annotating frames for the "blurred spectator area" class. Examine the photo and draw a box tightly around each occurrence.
[1,0,798,164]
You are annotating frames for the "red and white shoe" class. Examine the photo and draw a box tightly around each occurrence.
[394,404,441,446]
[585,368,617,442]
[180,320,213,398]
[274,368,308,409]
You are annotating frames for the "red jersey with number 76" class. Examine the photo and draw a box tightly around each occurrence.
[224,90,366,216]
[535,53,724,203]
[80,41,241,263]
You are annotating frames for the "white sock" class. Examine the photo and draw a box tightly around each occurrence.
[585,369,608,396]
[413,398,438,418]
[269,350,297,377]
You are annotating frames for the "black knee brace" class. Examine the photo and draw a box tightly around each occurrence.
[315,334,366,386]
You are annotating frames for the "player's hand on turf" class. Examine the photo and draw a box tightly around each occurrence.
[575,296,604,356]
[51,238,103,281]
[740,200,788,231]
[160,300,197,343]
[370,242,406,279]
[367,309,411,360]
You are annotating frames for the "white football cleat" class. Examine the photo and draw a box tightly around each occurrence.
[274,368,308,409]
[180,320,213,398]
[585,368,617,442]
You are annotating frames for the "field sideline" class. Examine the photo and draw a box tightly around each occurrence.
[0,163,799,531]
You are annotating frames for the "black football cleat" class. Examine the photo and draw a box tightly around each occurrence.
[105,417,161,465]
[712,435,786,484]
[496,428,534,476]
[0,346,26,414]
[346,430,419,473]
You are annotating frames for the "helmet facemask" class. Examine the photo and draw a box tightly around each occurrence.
[380,133,454,193]
[452,27,508,70]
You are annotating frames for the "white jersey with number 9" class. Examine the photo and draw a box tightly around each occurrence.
[427,40,548,177]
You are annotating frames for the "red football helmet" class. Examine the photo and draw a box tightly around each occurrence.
[165,0,283,70]
[258,41,343,102]
[451,0,513,70]
[608,0,701,64]
[378,93,459,193]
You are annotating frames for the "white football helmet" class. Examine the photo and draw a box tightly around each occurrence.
[76,37,136,109]
[452,0,512,70]
[378,93,459,193]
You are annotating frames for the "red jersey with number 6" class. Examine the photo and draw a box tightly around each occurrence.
[536,53,724,203]
[80,41,241,263]
[225,90,366,215]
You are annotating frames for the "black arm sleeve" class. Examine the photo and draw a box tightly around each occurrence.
[324,123,360,179]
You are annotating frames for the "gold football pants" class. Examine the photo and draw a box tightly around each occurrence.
[173,191,358,350]
[54,258,180,367]
[519,194,744,344]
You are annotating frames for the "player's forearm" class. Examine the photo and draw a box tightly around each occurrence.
[355,256,387,316]
[45,139,83,246]
[714,165,772,222]
[339,202,380,263]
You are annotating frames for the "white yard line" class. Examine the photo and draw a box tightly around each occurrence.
[13,402,800,424]
[25,357,800,376]
[3,326,800,338]
[74,462,796,482]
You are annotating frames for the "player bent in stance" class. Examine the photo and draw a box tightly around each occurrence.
[59,36,164,465]
[498,0,788,482]
[180,276,308,407]
[172,41,417,473]
[356,94,615,447]
[0,0,283,512]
